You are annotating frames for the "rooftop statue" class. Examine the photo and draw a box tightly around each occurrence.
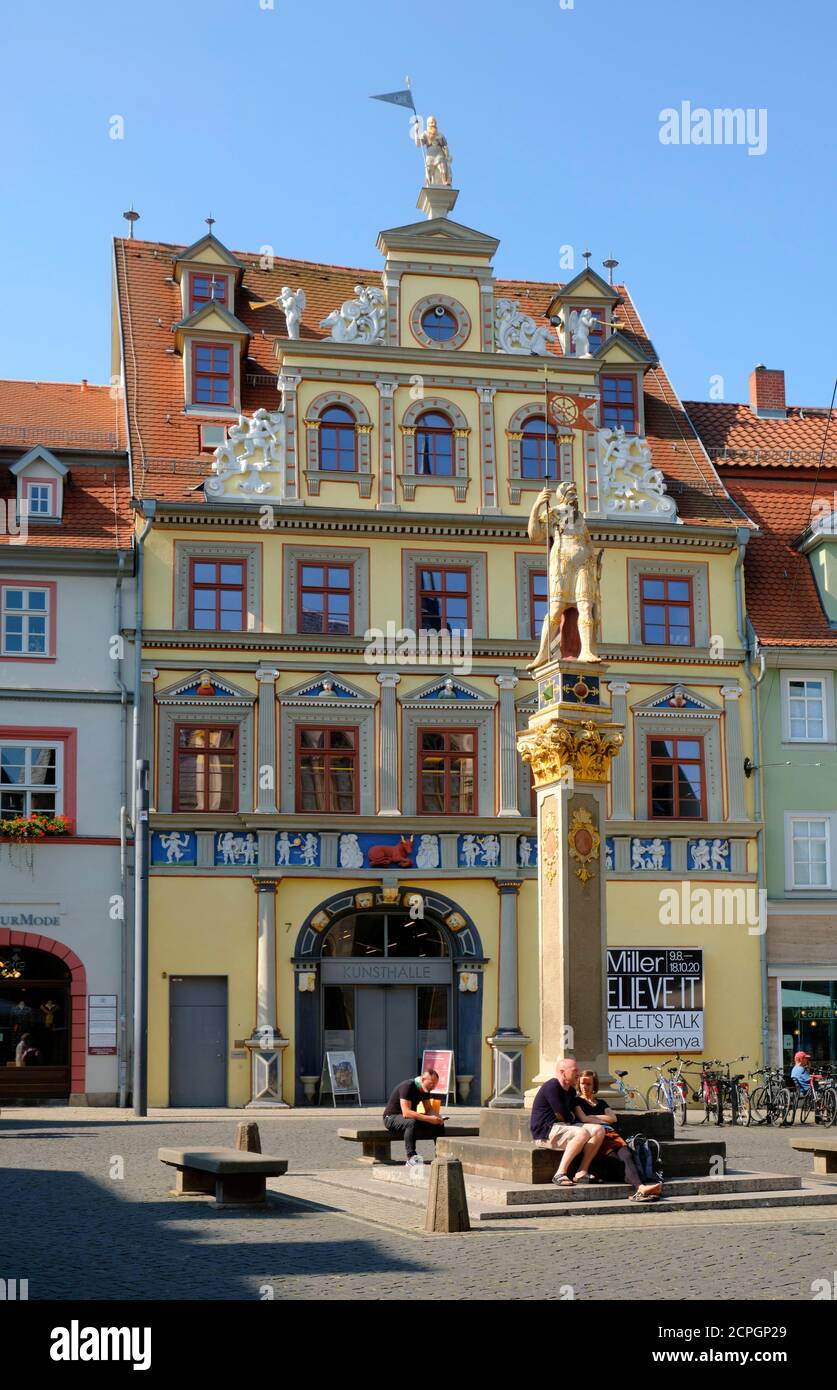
[527,480,603,669]
[410,114,453,187]
[320,285,386,344]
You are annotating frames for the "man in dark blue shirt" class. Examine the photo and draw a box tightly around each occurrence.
[530,1057,605,1186]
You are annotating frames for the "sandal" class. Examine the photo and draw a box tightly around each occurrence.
[573,1172,592,1184]
[630,1188,661,1203]
[552,1172,574,1187]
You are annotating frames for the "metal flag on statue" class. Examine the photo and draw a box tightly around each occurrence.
[547,391,599,433]
[370,83,417,114]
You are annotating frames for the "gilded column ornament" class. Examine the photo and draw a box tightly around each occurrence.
[518,718,623,786]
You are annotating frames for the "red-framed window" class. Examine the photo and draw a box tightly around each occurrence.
[0,580,56,658]
[418,567,471,634]
[318,406,357,472]
[601,375,638,434]
[21,477,58,518]
[415,410,454,476]
[188,558,246,632]
[174,724,238,813]
[189,272,228,313]
[640,575,694,646]
[529,569,548,640]
[648,735,704,819]
[520,416,558,480]
[418,728,477,815]
[192,342,233,406]
[0,726,77,827]
[570,307,605,354]
[296,726,358,813]
[298,562,353,634]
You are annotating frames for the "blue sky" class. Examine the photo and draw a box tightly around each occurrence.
[1,0,834,406]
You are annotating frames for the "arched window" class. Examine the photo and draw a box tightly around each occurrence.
[415,410,454,477]
[318,406,357,473]
[520,415,558,480]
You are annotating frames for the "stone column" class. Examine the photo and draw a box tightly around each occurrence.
[479,386,499,514]
[255,667,279,814]
[721,684,746,820]
[278,370,301,501]
[517,662,624,1097]
[246,877,289,1107]
[376,378,398,509]
[377,670,401,814]
[487,880,530,1107]
[607,681,631,819]
[496,673,521,816]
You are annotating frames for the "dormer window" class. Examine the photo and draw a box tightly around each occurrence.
[22,479,57,517]
[601,374,639,434]
[189,273,229,313]
[10,445,67,524]
[192,343,233,406]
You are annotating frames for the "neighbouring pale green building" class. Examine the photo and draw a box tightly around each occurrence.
[691,367,837,1068]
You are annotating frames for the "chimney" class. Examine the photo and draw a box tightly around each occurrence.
[749,364,786,418]
[80,378,88,393]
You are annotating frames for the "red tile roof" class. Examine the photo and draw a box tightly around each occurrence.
[685,399,836,468]
[114,236,744,526]
[0,379,126,452]
[725,476,837,647]
[0,380,131,551]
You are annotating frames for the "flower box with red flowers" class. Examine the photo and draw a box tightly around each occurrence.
[0,813,73,841]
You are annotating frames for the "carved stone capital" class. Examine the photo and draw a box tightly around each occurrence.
[517,718,624,786]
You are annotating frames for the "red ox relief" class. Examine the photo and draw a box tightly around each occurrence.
[367,836,415,867]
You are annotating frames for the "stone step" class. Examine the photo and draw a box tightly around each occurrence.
[481,1106,675,1144]
[371,1164,800,1207]
[437,1134,724,1184]
[477,1185,837,1221]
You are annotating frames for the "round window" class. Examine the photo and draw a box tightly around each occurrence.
[421,305,458,342]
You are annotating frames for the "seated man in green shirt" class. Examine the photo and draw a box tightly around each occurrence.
[383,1069,447,1166]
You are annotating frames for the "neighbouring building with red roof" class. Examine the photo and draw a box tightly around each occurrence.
[115,178,765,1110]
[691,366,837,1073]
[0,382,134,1103]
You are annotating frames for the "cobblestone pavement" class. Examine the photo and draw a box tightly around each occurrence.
[2,1107,836,1301]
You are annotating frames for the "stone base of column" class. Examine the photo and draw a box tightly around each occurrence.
[487,1031,531,1108]
[245,1033,290,1108]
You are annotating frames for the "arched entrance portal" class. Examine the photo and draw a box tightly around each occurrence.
[293,885,486,1106]
[0,935,86,1101]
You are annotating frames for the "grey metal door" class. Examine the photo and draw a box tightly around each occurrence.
[355,987,418,1104]
[169,976,227,1107]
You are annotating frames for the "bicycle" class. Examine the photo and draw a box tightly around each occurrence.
[611,1070,648,1111]
[747,1066,793,1127]
[797,1071,837,1127]
[715,1056,749,1125]
[642,1055,690,1126]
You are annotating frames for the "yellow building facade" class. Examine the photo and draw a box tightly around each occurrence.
[114,186,763,1107]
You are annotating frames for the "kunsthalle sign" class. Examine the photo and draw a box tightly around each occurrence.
[607,947,703,1052]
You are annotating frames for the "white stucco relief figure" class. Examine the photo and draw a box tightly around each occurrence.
[566,307,600,357]
[416,835,440,869]
[410,114,452,186]
[339,834,364,869]
[596,428,679,521]
[278,286,306,339]
[320,285,386,344]
[495,299,554,356]
[206,408,284,499]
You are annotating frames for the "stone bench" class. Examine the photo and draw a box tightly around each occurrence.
[338,1125,479,1164]
[158,1147,288,1205]
[790,1136,837,1175]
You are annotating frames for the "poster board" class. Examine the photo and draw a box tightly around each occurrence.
[421,1049,455,1105]
[319,1050,361,1106]
[607,947,704,1053]
[88,994,118,1055]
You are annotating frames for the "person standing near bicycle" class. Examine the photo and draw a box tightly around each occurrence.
[576,1070,662,1203]
[791,1050,812,1095]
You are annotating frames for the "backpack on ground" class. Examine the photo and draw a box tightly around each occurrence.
[626,1134,663,1185]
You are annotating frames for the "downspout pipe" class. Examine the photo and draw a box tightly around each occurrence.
[113,551,130,1107]
[130,500,155,1114]
[131,501,156,821]
[734,528,768,1066]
